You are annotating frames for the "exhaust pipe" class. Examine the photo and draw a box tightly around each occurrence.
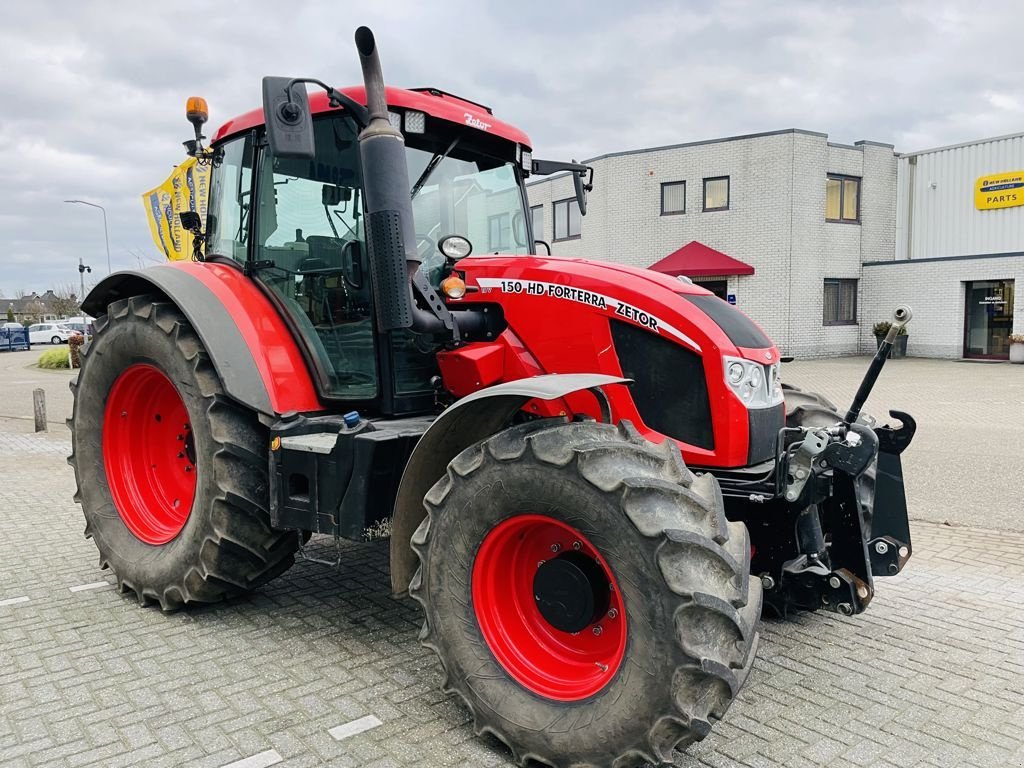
[354,26,443,333]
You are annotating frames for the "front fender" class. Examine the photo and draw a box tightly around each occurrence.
[389,373,628,593]
[83,262,321,416]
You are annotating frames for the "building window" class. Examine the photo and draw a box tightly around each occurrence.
[826,174,860,222]
[488,213,511,250]
[553,198,581,241]
[530,204,544,241]
[661,181,686,215]
[703,176,729,211]
[823,278,858,325]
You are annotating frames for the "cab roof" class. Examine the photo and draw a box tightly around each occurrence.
[212,85,532,148]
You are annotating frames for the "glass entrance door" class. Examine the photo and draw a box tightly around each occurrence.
[963,280,1015,359]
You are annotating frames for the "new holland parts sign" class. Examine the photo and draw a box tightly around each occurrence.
[975,170,1024,211]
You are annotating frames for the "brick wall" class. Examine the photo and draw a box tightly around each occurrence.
[861,255,1024,358]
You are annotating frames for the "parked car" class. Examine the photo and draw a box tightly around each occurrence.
[62,316,96,337]
[28,323,78,345]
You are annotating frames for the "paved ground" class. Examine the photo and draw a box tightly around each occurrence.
[1,351,1023,767]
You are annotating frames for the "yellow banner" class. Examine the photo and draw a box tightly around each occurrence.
[975,170,1024,211]
[141,156,212,260]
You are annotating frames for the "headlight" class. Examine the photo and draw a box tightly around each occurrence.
[723,356,784,409]
[748,366,762,389]
[728,362,744,384]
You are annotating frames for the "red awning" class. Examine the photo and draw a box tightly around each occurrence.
[648,241,755,278]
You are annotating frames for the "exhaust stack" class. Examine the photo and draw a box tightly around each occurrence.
[354,26,441,333]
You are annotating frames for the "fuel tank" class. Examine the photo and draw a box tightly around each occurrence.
[440,255,784,469]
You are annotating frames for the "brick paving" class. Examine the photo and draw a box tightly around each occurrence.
[2,352,1024,767]
[1,426,1023,768]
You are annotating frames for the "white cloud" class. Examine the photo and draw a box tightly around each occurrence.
[0,0,1019,293]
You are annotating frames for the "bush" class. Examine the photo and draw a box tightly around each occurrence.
[68,335,84,368]
[38,348,70,369]
[873,321,908,338]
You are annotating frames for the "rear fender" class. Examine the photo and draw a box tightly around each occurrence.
[83,262,322,416]
[389,373,628,593]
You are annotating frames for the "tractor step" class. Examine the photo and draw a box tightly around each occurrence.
[269,415,433,539]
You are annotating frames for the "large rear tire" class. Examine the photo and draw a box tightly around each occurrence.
[410,419,761,767]
[68,295,299,610]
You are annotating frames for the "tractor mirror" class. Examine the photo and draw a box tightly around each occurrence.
[322,185,352,206]
[572,163,594,216]
[179,211,202,234]
[262,76,315,160]
[573,169,588,216]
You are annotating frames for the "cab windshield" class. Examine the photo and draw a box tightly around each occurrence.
[405,140,530,283]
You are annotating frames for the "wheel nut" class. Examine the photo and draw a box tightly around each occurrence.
[857,585,869,599]
[607,608,618,619]
[828,576,841,589]
[572,541,582,551]
[550,543,561,553]
[592,625,602,636]
[898,546,909,558]
[760,574,776,590]
[838,602,854,616]
[875,541,889,555]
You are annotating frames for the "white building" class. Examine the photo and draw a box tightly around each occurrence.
[527,129,1024,359]
[861,133,1023,359]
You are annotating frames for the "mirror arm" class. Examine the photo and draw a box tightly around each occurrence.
[530,158,589,176]
[283,78,370,128]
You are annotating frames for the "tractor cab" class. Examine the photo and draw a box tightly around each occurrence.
[201,83,585,416]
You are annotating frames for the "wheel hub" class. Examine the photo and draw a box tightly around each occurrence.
[533,552,610,633]
[102,364,197,545]
[471,514,627,701]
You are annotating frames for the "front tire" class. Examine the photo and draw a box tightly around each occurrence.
[410,420,761,767]
[68,295,299,610]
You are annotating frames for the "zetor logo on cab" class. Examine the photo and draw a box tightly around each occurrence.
[464,112,491,131]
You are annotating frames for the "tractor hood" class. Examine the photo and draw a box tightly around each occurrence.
[456,254,778,365]
[444,254,783,469]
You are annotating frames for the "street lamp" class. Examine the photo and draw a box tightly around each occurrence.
[64,200,111,275]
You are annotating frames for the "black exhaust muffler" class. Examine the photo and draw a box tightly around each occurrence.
[354,26,443,334]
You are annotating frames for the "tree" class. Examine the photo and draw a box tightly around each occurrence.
[23,299,46,324]
[51,285,81,319]
[5,305,14,323]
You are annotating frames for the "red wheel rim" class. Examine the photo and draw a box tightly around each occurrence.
[471,514,627,701]
[102,364,196,545]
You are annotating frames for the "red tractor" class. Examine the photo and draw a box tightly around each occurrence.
[70,27,916,767]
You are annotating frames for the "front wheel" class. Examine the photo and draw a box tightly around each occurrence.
[410,420,761,767]
[51,335,61,344]
[68,295,300,610]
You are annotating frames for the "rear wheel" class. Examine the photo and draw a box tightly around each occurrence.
[410,419,761,767]
[51,335,62,344]
[68,295,299,610]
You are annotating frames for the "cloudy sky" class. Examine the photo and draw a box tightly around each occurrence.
[0,0,1019,295]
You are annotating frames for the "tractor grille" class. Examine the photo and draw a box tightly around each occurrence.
[610,320,714,450]
[747,402,785,465]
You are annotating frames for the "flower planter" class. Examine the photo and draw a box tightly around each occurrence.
[874,334,908,359]
[1010,342,1024,364]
